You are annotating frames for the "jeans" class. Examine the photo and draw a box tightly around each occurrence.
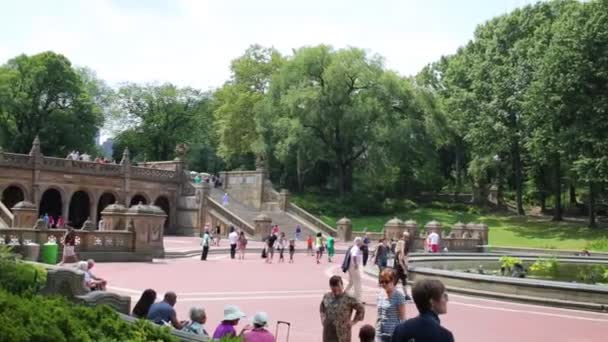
[230,244,237,259]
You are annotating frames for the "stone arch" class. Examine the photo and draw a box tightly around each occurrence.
[154,195,170,230]
[1,184,26,211]
[68,190,92,229]
[129,193,149,206]
[97,192,117,224]
[39,188,63,221]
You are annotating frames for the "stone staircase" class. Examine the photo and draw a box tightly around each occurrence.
[0,201,13,228]
[208,188,320,237]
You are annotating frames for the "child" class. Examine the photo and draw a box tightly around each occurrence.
[289,239,295,263]
[306,235,313,256]
[358,324,375,342]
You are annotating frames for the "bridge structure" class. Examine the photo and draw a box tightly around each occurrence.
[0,137,333,243]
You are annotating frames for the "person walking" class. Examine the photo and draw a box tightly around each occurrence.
[57,216,64,228]
[277,232,287,263]
[326,233,335,263]
[307,235,314,256]
[375,268,406,341]
[427,229,440,254]
[391,279,454,342]
[320,275,365,342]
[265,233,277,264]
[222,193,229,206]
[372,238,389,274]
[228,227,238,260]
[295,224,302,241]
[59,226,78,265]
[362,233,371,266]
[43,213,50,228]
[201,229,211,261]
[344,237,364,303]
[215,225,221,246]
[288,239,295,263]
[237,231,247,260]
[315,232,324,264]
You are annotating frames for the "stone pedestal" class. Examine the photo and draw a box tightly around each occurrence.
[100,204,127,230]
[451,222,466,238]
[336,217,352,242]
[278,189,290,212]
[125,204,166,257]
[383,217,405,240]
[254,213,272,239]
[11,201,37,228]
[472,223,489,245]
[425,220,442,234]
[403,219,418,238]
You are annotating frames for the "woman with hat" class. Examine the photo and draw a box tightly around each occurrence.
[212,305,248,339]
[243,312,275,342]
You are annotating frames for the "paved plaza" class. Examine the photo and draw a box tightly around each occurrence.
[91,237,608,342]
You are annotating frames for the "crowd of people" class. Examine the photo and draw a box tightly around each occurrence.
[131,290,276,341]
[66,150,116,163]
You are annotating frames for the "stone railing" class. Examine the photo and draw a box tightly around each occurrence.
[131,166,177,181]
[287,203,336,235]
[1,152,32,167]
[263,179,280,202]
[0,228,134,253]
[0,201,14,227]
[206,196,255,236]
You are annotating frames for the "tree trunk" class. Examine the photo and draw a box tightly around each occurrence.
[588,182,596,228]
[511,141,525,215]
[453,144,462,203]
[552,157,563,221]
[569,184,577,205]
[540,192,547,213]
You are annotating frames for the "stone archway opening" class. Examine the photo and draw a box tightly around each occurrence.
[154,196,170,230]
[130,194,148,206]
[68,191,91,229]
[97,192,117,224]
[39,189,62,221]
[1,185,25,211]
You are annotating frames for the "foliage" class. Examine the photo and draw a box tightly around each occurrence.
[577,265,608,284]
[0,51,104,156]
[0,246,46,295]
[586,239,608,252]
[528,257,560,278]
[0,288,178,342]
[499,256,522,271]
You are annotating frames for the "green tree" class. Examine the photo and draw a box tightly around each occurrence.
[0,51,103,156]
[113,83,210,161]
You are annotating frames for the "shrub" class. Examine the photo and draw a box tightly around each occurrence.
[0,288,178,342]
[0,246,47,295]
[577,265,608,284]
[499,256,522,271]
[585,238,608,252]
[528,257,560,278]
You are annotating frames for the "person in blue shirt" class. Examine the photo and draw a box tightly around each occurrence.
[147,292,186,330]
[391,279,454,342]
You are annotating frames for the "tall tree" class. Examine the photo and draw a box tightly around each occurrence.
[0,51,103,156]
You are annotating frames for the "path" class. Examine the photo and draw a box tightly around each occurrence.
[95,241,608,341]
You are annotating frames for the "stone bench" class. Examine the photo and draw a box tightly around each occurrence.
[119,313,210,342]
[39,265,131,314]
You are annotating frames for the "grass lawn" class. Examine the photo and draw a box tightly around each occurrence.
[319,208,608,252]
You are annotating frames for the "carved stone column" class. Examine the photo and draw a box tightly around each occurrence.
[253,213,272,240]
[383,217,406,241]
[278,189,290,212]
[336,217,352,242]
[11,201,37,228]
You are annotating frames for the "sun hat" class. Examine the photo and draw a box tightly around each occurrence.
[223,305,246,321]
[252,312,269,326]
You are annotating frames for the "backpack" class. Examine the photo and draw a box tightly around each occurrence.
[341,246,353,273]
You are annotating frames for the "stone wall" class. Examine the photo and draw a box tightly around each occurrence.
[221,170,264,209]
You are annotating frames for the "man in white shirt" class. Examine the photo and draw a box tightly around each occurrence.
[345,237,364,303]
[228,227,239,259]
[427,230,440,253]
[201,229,211,261]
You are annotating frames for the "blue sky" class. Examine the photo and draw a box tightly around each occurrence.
[0,0,538,90]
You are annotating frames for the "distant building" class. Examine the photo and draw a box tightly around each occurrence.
[101,138,113,158]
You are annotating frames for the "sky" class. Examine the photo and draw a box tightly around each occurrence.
[0,0,539,92]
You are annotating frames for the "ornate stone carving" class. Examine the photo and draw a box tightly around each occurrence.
[174,143,188,160]
[105,238,113,246]
[93,237,102,246]
[151,225,161,241]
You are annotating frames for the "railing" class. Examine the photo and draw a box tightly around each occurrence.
[1,152,32,167]
[131,166,176,181]
[0,228,134,252]
[287,202,336,235]
[206,196,255,236]
[0,201,14,228]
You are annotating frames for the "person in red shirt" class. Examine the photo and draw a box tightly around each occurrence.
[306,235,314,256]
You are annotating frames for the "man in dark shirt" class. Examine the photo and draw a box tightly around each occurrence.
[265,233,277,264]
[392,279,454,342]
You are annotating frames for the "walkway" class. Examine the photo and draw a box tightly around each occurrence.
[96,239,608,341]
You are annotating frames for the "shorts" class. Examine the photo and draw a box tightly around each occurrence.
[430,244,439,253]
[63,245,75,257]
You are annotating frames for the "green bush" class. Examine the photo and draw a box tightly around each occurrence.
[499,256,522,271]
[577,265,608,284]
[528,257,560,278]
[586,238,608,251]
[0,288,178,342]
[0,246,47,295]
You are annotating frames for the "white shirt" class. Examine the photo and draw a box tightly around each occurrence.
[228,231,239,245]
[350,245,363,267]
[428,232,440,245]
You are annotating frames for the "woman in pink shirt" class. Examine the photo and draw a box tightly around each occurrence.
[243,312,275,342]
